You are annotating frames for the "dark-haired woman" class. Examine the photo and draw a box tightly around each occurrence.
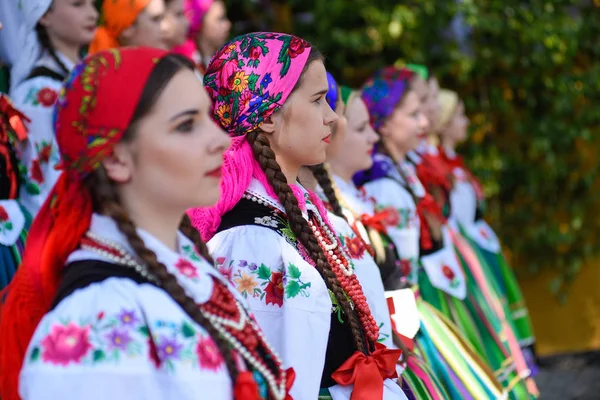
[0,47,293,400]
[10,0,98,217]
[189,33,404,400]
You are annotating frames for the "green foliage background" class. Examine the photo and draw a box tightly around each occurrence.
[226,0,600,299]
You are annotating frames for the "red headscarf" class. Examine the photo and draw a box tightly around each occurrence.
[0,47,168,400]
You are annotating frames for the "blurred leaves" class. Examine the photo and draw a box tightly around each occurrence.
[226,0,600,297]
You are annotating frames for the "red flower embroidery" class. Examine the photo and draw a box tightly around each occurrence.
[265,272,284,307]
[41,323,92,365]
[442,265,455,281]
[218,265,233,283]
[96,311,105,321]
[383,208,400,227]
[196,336,224,371]
[345,236,366,260]
[216,257,226,265]
[39,143,53,163]
[175,259,199,279]
[400,260,412,276]
[37,88,58,107]
[249,46,262,60]
[0,206,8,222]
[30,159,44,184]
[480,228,489,240]
[288,37,308,58]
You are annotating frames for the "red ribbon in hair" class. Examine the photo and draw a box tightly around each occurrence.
[0,47,168,400]
[331,343,402,400]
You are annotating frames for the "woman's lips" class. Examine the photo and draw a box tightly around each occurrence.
[205,165,222,178]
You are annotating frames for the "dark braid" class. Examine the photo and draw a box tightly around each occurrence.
[85,169,239,384]
[248,130,368,354]
[179,214,214,265]
[35,24,70,78]
[308,163,345,219]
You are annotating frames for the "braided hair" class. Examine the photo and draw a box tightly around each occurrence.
[35,24,70,77]
[308,163,345,219]
[248,129,368,354]
[84,54,238,383]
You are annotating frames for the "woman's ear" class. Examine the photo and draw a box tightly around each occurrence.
[259,115,276,134]
[102,143,135,184]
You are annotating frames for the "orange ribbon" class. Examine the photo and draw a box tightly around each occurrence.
[331,343,402,400]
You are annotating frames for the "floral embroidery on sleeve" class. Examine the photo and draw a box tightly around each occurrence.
[231,261,311,306]
[24,87,59,108]
[28,308,225,373]
[0,206,13,233]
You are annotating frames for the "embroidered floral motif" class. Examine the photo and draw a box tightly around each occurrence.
[400,259,412,276]
[339,234,366,260]
[37,88,59,107]
[175,259,200,280]
[0,205,12,234]
[376,322,390,344]
[216,257,234,283]
[254,216,278,228]
[29,308,225,372]
[232,261,311,306]
[37,141,53,164]
[376,205,415,229]
[0,206,8,222]
[442,265,460,289]
[30,159,44,184]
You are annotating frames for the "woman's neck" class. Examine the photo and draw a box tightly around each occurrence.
[329,162,354,187]
[441,136,456,153]
[383,140,407,164]
[297,167,317,191]
[50,38,80,65]
[197,38,216,64]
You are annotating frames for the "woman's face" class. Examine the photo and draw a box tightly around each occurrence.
[40,0,98,48]
[123,0,167,49]
[380,90,428,154]
[325,95,348,160]
[199,1,231,51]
[266,60,339,174]
[443,101,469,144]
[331,97,378,176]
[162,0,189,49]
[111,68,231,211]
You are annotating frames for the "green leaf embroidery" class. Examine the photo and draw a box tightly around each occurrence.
[181,322,195,338]
[25,182,41,195]
[30,347,40,361]
[285,281,301,298]
[138,326,150,337]
[93,349,105,362]
[257,264,272,280]
[4,222,13,230]
[288,263,301,279]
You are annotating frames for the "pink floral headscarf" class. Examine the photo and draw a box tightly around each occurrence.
[172,0,213,62]
[187,32,314,241]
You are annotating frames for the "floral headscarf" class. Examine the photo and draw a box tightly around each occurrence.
[88,0,150,54]
[0,47,169,400]
[325,71,339,110]
[188,32,313,240]
[361,66,414,131]
[172,0,214,63]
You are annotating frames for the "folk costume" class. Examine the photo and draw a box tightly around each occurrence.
[189,33,405,400]
[0,48,292,400]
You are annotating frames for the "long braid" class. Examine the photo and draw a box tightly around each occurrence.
[86,170,239,384]
[35,24,70,77]
[179,214,214,265]
[248,131,368,354]
[308,163,345,219]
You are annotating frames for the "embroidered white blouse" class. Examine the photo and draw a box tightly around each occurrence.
[19,214,258,400]
[208,178,407,400]
[10,51,69,217]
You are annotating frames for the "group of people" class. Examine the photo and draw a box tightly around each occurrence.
[0,0,539,399]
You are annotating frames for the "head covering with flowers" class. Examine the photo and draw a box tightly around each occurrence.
[88,0,150,54]
[361,66,414,131]
[172,0,214,63]
[0,47,169,400]
[188,32,314,240]
[325,71,339,111]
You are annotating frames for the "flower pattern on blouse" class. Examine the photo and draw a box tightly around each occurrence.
[375,205,416,229]
[231,261,311,306]
[28,308,226,372]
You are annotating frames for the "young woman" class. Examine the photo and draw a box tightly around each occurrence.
[173,0,231,72]
[10,0,98,217]
[437,89,538,374]
[189,33,404,400]
[334,82,506,400]
[89,0,167,54]
[162,0,190,50]
[0,47,292,400]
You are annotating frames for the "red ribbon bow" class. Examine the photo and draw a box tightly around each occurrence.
[416,193,446,250]
[0,95,30,142]
[233,367,296,400]
[331,343,402,400]
[359,208,397,233]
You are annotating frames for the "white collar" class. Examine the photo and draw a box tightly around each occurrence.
[37,50,76,74]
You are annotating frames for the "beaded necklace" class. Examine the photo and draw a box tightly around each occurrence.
[80,232,289,400]
[243,190,380,344]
